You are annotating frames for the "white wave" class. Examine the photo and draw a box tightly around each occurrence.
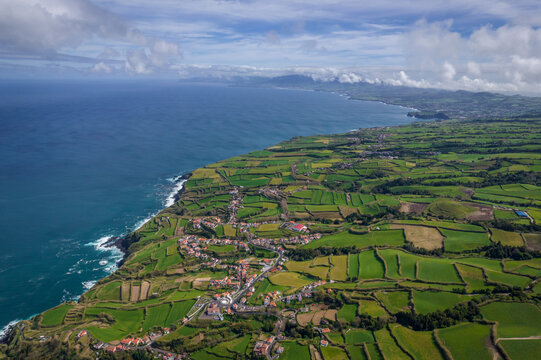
[0,319,21,339]
[132,215,154,232]
[82,280,97,290]
[87,235,114,251]
[164,178,187,207]
[99,260,108,266]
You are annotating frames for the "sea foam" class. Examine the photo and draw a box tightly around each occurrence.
[0,319,21,340]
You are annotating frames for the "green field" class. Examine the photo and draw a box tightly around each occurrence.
[41,303,73,327]
[268,272,313,294]
[280,341,310,360]
[358,250,385,279]
[391,324,444,360]
[321,346,348,360]
[375,291,410,313]
[304,230,404,249]
[438,323,492,360]
[417,259,462,283]
[413,291,471,314]
[338,304,358,322]
[345,329,374,344]
[348,253,359,280]
[440,229,490,252]
[374,328,409,360]
[346,345,368,360]
[329,255,348,281]
[86,308,144,342]
[490,228,524,247]
[500,339,541,360]
[358,300,387,317]
[481,302,541,338]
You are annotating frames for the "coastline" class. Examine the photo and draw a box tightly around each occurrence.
[105,172,191,263]
[109,172,191,257]
[0,172,192,341]
[0,83,418,343]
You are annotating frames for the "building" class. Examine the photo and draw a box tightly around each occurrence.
[253,341,269,356]
[515,210,529,218]
[207,304,221,316]
[320,339,328,347]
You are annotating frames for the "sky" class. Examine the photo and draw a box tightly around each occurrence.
[1,0,541,94]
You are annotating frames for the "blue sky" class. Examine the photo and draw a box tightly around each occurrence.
[1,1,541,93]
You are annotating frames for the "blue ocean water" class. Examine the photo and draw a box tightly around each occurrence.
[0,80,414,332]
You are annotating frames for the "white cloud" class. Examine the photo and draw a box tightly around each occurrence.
[124,49,152,74]
[90,61,112,73]
[442,62,456,81]
[0,0,128,55]
[0,0,181,74]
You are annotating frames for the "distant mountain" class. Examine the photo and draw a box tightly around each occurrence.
[243,75,541,120]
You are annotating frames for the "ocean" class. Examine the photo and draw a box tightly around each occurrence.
[0,80,414,332]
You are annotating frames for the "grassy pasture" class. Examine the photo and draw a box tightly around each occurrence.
[156,253,183,271]
[438,323,492,360]
[250,279,288,303]
[365,343,383,360]
[41,303,73,327]
[85,307,144,342]
[390,324,444,360]
[440,228,490,252]
[321,346,348,360]
[345,345,368,360]
[268,272,312,294]
[358,300,387,317]
[375,291,410,314]
[327,332,345,344]
[97,281,122,301]
[223,224,236,237]
[490,228,524,246]
[379,249,400,278]
[481,302,541,338]
[142,303,171,331]
[345,329,374,344]
[426,199,475,219]
[456,264,487,291]
[413,291,471,314]
[374,328,410,360]
[329,255,348,281]
[455,257,502,272]
[485,270,530,288]
[494,209,518,220]
[280,341,311,360]
[166,300,196,325]
[337,304,358,322]
[417,259,462,283]
[358,251,385,279]
[348,253,359,280]
[303,230,405,249]
[500,340,541,360]
[392,251,418,279]
[285,259,329,279]
[504,258,541,271]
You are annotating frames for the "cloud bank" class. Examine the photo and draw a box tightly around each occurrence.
[1,1,541,94]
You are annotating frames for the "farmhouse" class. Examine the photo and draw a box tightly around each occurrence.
[253,341,269,356]
[515,210,529,218]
